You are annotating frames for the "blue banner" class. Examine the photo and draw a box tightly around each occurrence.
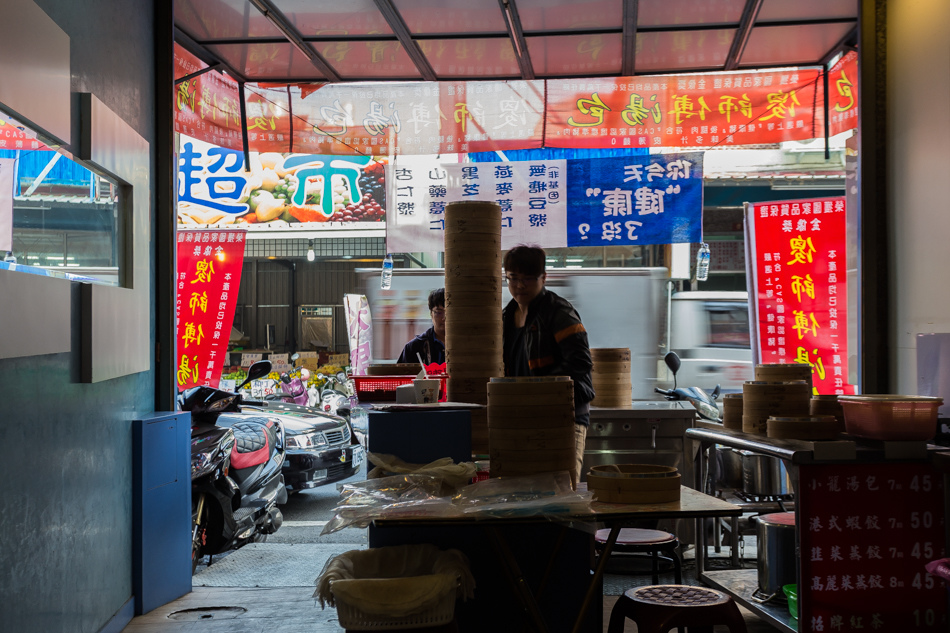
[565,152,703,246]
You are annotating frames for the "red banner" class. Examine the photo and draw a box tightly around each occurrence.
[828,50,859,137]
[546,69,824,150]
[174,44,246,151]
[175,229,246,390]
[749,197,855,395]
[0,117,50,151]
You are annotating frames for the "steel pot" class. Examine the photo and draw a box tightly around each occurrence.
[755,512,797,598]
[715,446,743,489]
[738,450,788,496]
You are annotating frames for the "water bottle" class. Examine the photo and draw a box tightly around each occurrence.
[380,253,393,289]
[696,242,710,282]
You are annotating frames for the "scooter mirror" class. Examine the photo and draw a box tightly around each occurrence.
[238,360,273,391]
[663,351,681,375]
[291,352,300,362]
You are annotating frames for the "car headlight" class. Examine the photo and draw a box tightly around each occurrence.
[286,432,328,449]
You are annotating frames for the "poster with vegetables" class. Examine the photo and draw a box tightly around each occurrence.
[177,134,387,230]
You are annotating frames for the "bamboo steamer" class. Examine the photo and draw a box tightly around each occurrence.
[810,395,845,432]
[488,376,578,487]
[586,464,681,503]
[591,347,632,408]
[444,201,503,455]
[722,393,743,430]
[766,415,840,440]
[742,381,811,434]
[755,363,813,392]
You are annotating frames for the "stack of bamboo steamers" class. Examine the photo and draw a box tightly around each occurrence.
[443,201,504,455]
[725,363,840,440]
[590,347,632,408]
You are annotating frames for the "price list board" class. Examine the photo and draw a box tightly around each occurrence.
[799,463,947,631]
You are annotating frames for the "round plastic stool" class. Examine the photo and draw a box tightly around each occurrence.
[607,585,747,633]
[594,528,682,584]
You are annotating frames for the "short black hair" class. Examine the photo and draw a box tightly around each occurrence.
[503,244,545,277]
[428,287,445,311]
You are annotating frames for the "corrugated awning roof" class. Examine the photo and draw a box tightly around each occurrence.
[173,0,858,84]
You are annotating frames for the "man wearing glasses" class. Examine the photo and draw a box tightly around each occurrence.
[502,245,595,485]
[397,287,447,367]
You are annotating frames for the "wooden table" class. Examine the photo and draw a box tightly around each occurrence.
[373,485,742,633]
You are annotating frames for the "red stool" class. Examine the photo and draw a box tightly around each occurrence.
[607,585,748,633]
[594,528,682,584]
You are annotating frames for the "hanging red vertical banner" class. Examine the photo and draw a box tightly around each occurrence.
[748,197,855,395]
[174,44,245,151]
[828,50,859,137]
[176,229,247,390]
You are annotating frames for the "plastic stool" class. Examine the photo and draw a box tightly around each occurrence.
[607,585,748,633]
[594,528,682,584]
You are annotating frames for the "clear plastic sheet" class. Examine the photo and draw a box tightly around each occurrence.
[322,470,593,534]
[367,452,477,496]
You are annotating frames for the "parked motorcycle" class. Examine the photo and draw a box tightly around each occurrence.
[182,360,288,572]
[655,351,722,422]
[266,353,311,406]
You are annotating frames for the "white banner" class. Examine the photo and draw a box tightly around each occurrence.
[344,294,373,375]
[0,159,14,253]
[385,158,567,253]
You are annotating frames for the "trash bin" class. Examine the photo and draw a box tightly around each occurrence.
[315,544,475,630]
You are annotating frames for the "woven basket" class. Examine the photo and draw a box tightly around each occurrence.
[335,582,457,630]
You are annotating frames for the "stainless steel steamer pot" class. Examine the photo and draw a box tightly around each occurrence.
[754,511,797,599]
[738,450,788,496]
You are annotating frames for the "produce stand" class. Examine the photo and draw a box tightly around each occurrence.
[687,423,950,632]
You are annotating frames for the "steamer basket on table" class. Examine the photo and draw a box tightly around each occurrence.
[837,395,943,441]
[488,376,577,486]
[586,464,681,503]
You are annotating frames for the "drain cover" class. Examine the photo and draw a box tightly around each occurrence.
[168,606,247,621]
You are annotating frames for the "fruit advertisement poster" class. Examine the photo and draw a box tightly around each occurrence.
[176,229,246,390]
[177,134,386,231]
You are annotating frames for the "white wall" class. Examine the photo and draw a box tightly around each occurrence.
[887,0,950,393]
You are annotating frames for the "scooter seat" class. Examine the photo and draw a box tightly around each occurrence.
[231,421,274,469]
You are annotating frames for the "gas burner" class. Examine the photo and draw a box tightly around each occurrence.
[732,490,795,504]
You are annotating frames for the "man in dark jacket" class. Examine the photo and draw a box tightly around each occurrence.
[501,245,594,486]
[397,288,446,366]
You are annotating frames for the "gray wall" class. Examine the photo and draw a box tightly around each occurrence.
[0,1,156,631]
[886,0,950,393]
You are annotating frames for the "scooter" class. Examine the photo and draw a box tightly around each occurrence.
[181,360,288,572]
[266,353,311,406]
[654,351,723,422]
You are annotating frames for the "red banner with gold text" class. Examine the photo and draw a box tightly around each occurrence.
[176,229,246,390]
[546,68,825,150]
[749,197,855,395]
[828,50,859,137]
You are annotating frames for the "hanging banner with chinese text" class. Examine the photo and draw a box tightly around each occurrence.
[177,135,386,230]
[828,50,859,137]
[545,69,824,150]
[385,152,702,252]
[176,229,247,390]
[748,197,855,395]
[344,294,373,375]
[174,44,246,151]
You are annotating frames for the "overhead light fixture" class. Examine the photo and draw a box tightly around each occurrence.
[307,239,315,262]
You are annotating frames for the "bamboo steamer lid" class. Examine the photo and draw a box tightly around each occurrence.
[810,395,845,431]
[742,414,770,435]
[755,363,813,390]
[488,391,575,407]
[586,464,681,503]
[490,427,577,442]
[592,360,632,373]
[591,373,633,385]
[767,415,839,440]
[591,348,632,362]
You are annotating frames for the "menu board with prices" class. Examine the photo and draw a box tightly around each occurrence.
[798,462,947,631]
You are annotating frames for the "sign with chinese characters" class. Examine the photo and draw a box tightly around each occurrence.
[0,116,50,151]
[565,153,702,246]
[799,463,947,631]
[828,50,859,137]
[546,69,824,149]
[176,229,247,390]
[386,153,702,252]
[748,197,855,395]
[177,135,386,230]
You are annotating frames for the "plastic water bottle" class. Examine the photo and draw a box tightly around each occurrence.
[380,253,393,289]
[696,242,710,282]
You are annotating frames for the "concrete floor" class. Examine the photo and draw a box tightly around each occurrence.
[122,542,785,633]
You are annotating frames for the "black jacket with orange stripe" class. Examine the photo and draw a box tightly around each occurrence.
[502,288,595,412]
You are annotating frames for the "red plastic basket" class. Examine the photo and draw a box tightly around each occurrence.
[352,374,449,403]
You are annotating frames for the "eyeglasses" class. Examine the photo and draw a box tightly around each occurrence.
[505,274,541,286]
[431,308,446,317]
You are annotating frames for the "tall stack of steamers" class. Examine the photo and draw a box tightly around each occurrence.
[443,201,503,455]
[721,363,844,440]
